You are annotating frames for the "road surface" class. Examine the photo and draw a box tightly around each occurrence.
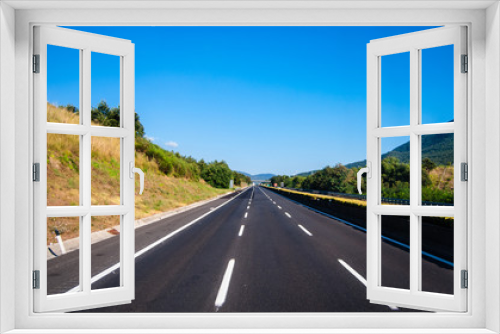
[48,186,453,312]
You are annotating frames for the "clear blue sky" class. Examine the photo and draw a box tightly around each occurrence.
[48,26,453,175]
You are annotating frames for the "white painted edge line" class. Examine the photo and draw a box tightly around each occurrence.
[285,212,292,218]
[277,205,282,210]
[298,224,313,236]
[244,212,248,219]
[215,258,235,308]
[338,259,399,311]
[66,188,250,293]
[238,225,245,237]
[338,259,366,286]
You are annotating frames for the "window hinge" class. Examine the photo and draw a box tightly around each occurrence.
[461,54,468,73]
[33,270,40,289]
[33,163,40,182]
[33,54,40,73]
[461,162,468,181]
[461,270,468,289]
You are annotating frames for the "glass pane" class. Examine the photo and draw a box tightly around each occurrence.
[381,136,410,205]
[421,134,454,205]
[91,136,121,205]
[47,134,80,206]
[91,52,121,127]
[421,45,454,124]
[421,216,454,294]
[47,216,80,295]
[91,215,121,290]
[381,215,410,290]
[381,52,410,127]
[47,45,80,124]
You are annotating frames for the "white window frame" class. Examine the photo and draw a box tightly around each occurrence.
[366,26,467,312]
[33,26,136,312]
[0,1,498,333]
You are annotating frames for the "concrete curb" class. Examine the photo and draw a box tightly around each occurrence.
[47,191,234,260]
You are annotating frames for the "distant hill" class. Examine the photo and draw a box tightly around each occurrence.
[345,133,454,168]
[237,171,276,181]
[251,173,276,181]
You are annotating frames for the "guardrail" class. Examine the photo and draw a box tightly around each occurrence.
[287,188,453,206]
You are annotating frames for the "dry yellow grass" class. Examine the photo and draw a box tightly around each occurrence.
[46,104,229,244]
[429,166,454,191]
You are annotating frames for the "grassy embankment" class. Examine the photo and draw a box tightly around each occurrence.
[47,104,229,244]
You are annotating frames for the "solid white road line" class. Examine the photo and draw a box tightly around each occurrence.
[298,224,313,236]
[244,212,248,219]
[238,225,245,237]
[277,206,282,210]
[285,212,292,218]
[215,259,235,308]
[66,188,250,293]
[338,259,399,311]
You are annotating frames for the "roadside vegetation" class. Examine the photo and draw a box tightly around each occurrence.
[46,102,250,244]
[270,156,454,204]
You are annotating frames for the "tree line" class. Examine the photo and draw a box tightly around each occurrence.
[66,101,250,189]
[270,156,454,204]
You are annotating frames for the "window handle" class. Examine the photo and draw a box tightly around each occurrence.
[129,162,145,195]
[357,162,371,195]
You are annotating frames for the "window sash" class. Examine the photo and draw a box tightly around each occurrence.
[366,26,468,312]
[33,25,136,313]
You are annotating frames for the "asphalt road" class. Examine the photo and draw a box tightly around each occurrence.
[48,186,453,312]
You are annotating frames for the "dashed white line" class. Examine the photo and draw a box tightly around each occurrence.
[247,206,250,210]
[298,224,313,236]
[244,212,248,219]
[214,259,235,308]
[285,212,292,218]
[338,259,399,311]
[338,259,366,286]
[277,206,282,210]
[238,225,245,237]
[273,201,276,205]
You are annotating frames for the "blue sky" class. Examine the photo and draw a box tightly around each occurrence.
[48,26,453,175]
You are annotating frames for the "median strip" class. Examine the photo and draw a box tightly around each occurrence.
[215,259,235,309]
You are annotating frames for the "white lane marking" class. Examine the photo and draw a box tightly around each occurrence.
[277,206,282,210]
[273,201,276,205]
[338,259,399,311]
[285,212,292,218]
[247,206,250,210]
[238,225,245,237]
[298,224,313,236]
[338,259,366,286]
[244,212,248,219]
[66,188,251,293]
[215,259,235,308]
